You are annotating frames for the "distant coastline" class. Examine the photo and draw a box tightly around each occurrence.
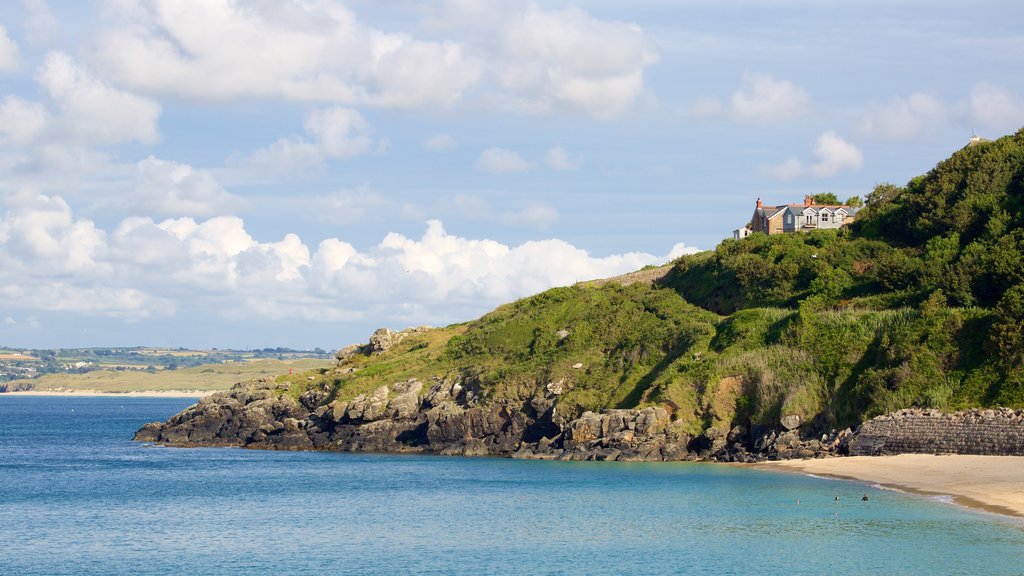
[2,390,214,398]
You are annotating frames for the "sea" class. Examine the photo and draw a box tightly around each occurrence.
[2,396,1023,576]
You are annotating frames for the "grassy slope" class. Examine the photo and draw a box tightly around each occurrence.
[285,128,1024,436]
[4,358,333,393]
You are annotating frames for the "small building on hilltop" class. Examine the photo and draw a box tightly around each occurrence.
[734,196,860,239]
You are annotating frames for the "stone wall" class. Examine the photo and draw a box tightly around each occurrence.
[849,408,1024,456]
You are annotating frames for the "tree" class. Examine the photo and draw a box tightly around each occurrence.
[812,192,839,205]
[844,195,864,207]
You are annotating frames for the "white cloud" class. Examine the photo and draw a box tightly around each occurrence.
[88,0,654,119]
[483,3,658,118]
[246,107,375,172]
[0,25,21,72]
[37,51,160,144]
[690,96,725,120]
[0,192,107,276]
[424,133,457,151]
[90,0,483,109]
[0,96,50,145]
[295,186,387,224]
[765,131,863,180]
[545,146,582,171]
[23,0,59,46]
[969,82,1024,133]
[476,147,533,174]
[133,156,245,217]
[500,204,559,230]
[731,73,811,124]
[667,243,700,260]
[0,196,684,325]
[858,93,946,140]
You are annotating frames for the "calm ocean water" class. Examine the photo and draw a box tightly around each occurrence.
[2,396,1023,575]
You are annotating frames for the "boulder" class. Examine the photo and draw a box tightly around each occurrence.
[780,414,802,430]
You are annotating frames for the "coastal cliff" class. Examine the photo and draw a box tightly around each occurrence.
[138,127,1024,460]
[135,374,697,461]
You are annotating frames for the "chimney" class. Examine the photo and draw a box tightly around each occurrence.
[804,195,812,206]
[756,198,762,208]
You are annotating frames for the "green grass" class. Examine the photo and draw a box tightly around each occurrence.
[4,358,333,393]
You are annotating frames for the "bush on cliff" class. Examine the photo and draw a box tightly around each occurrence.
[285,126,1024,436]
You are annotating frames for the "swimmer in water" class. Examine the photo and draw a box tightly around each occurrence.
[862,494,869,501]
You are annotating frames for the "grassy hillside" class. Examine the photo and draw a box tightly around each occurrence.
[279,127,1024,435]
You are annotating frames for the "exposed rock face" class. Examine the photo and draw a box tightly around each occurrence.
[333,326,432,362]
[135,375,692,461]
[135,375,1024,463]
[849,408,1024,456]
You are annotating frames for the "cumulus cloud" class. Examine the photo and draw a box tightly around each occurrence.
[90,0,482,109]
[133,156,245,217]
[37,51,160,144]
[858,93,946,140]
[545,146,582,171]
[667,243,701,260]
[481,3,658,118]
[88,0,654,119]
[764,131,863,180]
[476,147,533,174]
[23,0,59,46]
[731,73,811,124]
[0,196,686,325]
[246,107,376,172]
[0,96,50,145]
[0,25,20,72]
[424,133,457,151]
[969,82,1024,133]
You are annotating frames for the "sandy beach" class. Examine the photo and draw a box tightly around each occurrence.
[1,390,216,398]
[764,454,1024,518]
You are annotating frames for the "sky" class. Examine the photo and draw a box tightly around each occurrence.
[1,1,1023,351]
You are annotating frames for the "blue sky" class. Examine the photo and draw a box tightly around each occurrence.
[1,1,1023,350]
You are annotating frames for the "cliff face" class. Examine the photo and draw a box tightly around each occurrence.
[135,375,697,462]
[136,381,1024,460]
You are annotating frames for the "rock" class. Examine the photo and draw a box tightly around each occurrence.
[546,379,565,396]
[556,329,570,341]
[347,385,390,422]
[387,380,423,419]
[780,414,802,430]
[334,343,363,362]
[367,328,405,355]
[572,363,584,369]
[134,422,162,442]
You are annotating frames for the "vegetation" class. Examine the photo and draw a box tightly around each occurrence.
[1,358,333,393]
[169,127,1024,433]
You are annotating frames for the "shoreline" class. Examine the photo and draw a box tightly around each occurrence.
[1,390,217,398]
[758,454,1024,520]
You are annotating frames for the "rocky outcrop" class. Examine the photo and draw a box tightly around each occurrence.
[334,326,432,362]
[849,408,1024,456]
[135,374,692,461]
[135,374,1024,463]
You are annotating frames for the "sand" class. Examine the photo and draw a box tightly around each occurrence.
[764,454,1024,518]
[2,390,215,398]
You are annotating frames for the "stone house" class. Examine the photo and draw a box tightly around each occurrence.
[734,196,860,239]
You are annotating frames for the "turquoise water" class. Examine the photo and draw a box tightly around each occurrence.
[2,397,1023,575]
